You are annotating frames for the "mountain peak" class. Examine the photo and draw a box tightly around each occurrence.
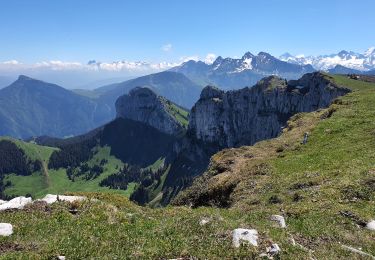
[280,52,294,59]
[338,50,349,55]
[128,86,157,97]
[212,56,223,66]
[200,85,223,99]
[242,52,254,59]
[257,51,272,57]
[17,75,33,81]
[115,86,187,136]
[365,46,375,56]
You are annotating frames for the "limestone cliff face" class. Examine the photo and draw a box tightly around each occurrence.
[115,87,185,136]
[188,72,350,148]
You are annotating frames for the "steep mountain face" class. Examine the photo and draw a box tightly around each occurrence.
[188,72,350,148]
[170,52,314,90]
[0,76,112,138]
[96,71,202,116]
[280,47,375,71]
[115,87,187,136]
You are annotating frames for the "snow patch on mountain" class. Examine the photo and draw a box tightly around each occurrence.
[279,47,375,71]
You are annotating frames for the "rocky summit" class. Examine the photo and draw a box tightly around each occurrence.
[115,87,186,136]
[189,72,351,148]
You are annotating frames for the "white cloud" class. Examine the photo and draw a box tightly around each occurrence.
[2,60,20,65]
[0,59,180,73]
[204,53,216,64]
[34,60,83,70]
[161,43,172,52]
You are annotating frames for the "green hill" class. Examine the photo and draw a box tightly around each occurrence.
[1,118,177,202]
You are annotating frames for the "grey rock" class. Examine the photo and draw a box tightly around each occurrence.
[267,243,281,254]
[270,215,287,228]
[232,228,258,247]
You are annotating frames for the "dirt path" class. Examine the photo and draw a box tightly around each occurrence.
[41,160,51,188]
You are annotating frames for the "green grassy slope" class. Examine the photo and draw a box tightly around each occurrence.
[3,144,135,199]
[165,102,189,128]
[0,193,264,259]
[0,137,57,163]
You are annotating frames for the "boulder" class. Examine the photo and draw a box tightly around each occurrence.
[267,243,281,255]
[270,215,286,228]
[0,196,32,211]
[366,220,375,231]
[0,223,13,236]
[232,228,258,247]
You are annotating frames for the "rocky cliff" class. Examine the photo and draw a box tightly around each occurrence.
[115,87,187,136]
[188,72,351,148]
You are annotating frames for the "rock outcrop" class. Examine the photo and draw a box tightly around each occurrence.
[188,72,350,148]
[115,87,186,136]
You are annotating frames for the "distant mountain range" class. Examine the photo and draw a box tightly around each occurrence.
[95,71,202,114]
[0,72,201,138]
[1,48,374,139]
[0,75,111,139]
[170,51,314,90]
[328,64,375,75]
[279,47,375,71]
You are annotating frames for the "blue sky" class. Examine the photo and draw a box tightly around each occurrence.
[0,0,374,63]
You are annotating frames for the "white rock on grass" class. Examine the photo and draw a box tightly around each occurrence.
[0,199,6,205]
[267,243,281,255]
[232,228,258,247]
[39,194,86,204]
[366,220,375,231]
[57,256,66,260]
[270,215,286,228]
[0,196,32,211]
[199,217,211,226]
[0,223,13,236]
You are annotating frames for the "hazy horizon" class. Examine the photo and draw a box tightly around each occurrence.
[1,0,374,88]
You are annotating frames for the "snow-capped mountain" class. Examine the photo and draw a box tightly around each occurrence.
[279,47,375,71]
[171,52,314,89]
